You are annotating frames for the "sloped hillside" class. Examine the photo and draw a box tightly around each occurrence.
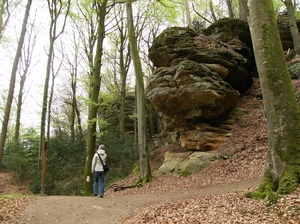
[108,78,300,223]
[108,78,268,196]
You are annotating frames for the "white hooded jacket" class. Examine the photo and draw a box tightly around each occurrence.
[91,148,107,172]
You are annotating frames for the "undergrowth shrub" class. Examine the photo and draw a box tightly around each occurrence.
[3,129,39,182]
[4,127,141,195]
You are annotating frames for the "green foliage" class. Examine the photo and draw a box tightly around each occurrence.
[3,128,87,195]
[3,122,140,196]
[29,174,41,194]
[3,129,40,180]
[42,131,86,195]
[145,0,181,26]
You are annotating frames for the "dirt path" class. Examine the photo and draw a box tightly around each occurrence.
[10,178,261,224]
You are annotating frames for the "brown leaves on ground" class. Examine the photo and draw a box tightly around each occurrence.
[123,187,300,223]
[0,194,30,223]
[0,171,31,223]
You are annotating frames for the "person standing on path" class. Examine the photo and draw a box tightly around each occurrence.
[91,144,107,197]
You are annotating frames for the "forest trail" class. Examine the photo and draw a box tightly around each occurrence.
[8,178,261,224]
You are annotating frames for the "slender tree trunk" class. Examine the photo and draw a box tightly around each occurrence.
[247,0,300,197]
[47,64,59,142]
[126,0,151,183]
[73,2,97,140]
[283,0,300,55]
[119,33,126,138]
[184,0,193,29]
[238,0,247,21]
[75,103,82,138]
[209,0,217,22]
[39,36,53,160]
[148,103,157,138]
[0,0,32,167]
[39,0,70,163]
[134,86,137,144]
[14,16,37,143]
[84,0,108,196]
[226,0,234,18]
[71,73,77,142]
[14,74,25,142]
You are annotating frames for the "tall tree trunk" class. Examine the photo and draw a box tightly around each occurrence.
[84,0,108,196]
[75,101,83,138]
[148,103,157,138]
[0,0,32,167]
[14,16,37,143]
[184,0,193,29]
[238,0,247,21]
[247,0,300,197]
[71,72,77,142]
[134,87,137,144]
[126,0,151,183]
[283,0,300,55]
[119,32,127,139]
[40,35,53,161]
[73,1,98,140]
[39,0,70,163]
[47,61,61,142]
[209,0,217,22]
[226,0,234,18]
[14,74,25,142]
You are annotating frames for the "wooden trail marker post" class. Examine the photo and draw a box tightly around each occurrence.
[41,141,48,196]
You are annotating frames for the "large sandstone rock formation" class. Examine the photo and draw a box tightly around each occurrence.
[147,17,299,175]
[147,18,255,153]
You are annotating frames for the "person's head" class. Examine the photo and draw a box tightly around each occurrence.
[98,144,105,150]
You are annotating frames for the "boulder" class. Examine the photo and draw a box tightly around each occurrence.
[149,26,253,93]
[203,18,253,52]
[147,59,243,151]
[146,60,240,120]
[155,151,219,176]
[147,20,256,152]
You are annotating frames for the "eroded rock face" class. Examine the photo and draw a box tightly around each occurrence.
[146,60,240,120]
[149,25,254,94]
[147,20,255,153]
